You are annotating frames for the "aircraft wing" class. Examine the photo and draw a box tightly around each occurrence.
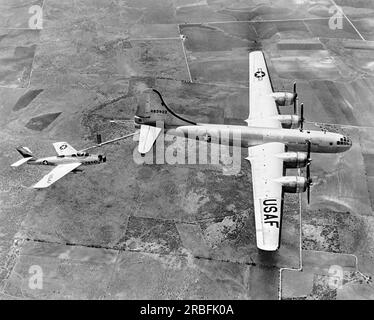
[247,51,281,128]
[138,125,162,155]
[32,163,81,189]
[246,142,285,251]
[53,142,78,156]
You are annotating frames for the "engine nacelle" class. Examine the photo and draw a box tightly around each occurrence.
[274,115,301,129]
[274,176,308,193]
[276,152,308,168]
[272,92,296,106]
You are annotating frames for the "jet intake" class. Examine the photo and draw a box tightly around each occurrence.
[276,152,308,168]
[274,176,308,193]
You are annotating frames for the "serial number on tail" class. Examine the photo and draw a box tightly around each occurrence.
[260,198,281,228]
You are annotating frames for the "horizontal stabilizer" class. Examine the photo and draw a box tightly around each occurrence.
[138,125,162,155]
[11,157,32,167]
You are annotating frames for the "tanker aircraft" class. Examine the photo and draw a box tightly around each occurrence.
[133,51,352,251]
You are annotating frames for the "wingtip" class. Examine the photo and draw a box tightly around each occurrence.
[31,185,42,189]
[257,245,279,252]
[31,183,49,189]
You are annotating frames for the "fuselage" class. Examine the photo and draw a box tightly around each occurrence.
[161,123,352,154]
[27,154,105,166]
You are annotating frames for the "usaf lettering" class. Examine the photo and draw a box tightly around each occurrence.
[262,198,279,228]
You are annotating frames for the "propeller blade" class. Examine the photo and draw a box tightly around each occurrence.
[293,83,297,115]
[307,184,310,204]
[300,103,304,131]
[307,140,311,163]
[304,140,312,205]
[306,164,313,204]
[307,163,310,180]
[96,134,102,144]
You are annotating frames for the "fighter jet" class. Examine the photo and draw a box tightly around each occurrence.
[11,142,106,189]
[133,51,352,251]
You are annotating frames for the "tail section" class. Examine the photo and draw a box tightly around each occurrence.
[11,147,34,167]
[16,146,34,158]
[138,125,162,156]
[134,89,196,128]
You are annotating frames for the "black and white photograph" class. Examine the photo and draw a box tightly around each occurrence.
[0,0,374,305]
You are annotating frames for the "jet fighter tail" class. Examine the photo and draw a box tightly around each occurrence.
[11,147,35,167]
[16,146,34,158]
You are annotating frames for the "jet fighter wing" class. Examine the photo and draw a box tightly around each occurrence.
[246,142,285,251]
[32,163,81,189]
[247,51,281,128]
[53,142,78,156]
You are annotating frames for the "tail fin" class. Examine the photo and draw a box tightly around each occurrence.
[11,146,34,167]
[16,146,33,158]
[134,89,196,128]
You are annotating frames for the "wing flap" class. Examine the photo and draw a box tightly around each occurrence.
[32,163,81,189]
[247,142,285,251]
[138,125,162,154]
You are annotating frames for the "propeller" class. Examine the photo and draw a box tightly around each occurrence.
[299,103,304,131]
[293,82,298,115]
[305,140,313,204]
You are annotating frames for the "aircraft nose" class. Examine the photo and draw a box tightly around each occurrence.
[337,135,352,150]
[346,136,352,146]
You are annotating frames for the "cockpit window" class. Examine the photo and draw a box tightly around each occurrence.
[338,136,351,146]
